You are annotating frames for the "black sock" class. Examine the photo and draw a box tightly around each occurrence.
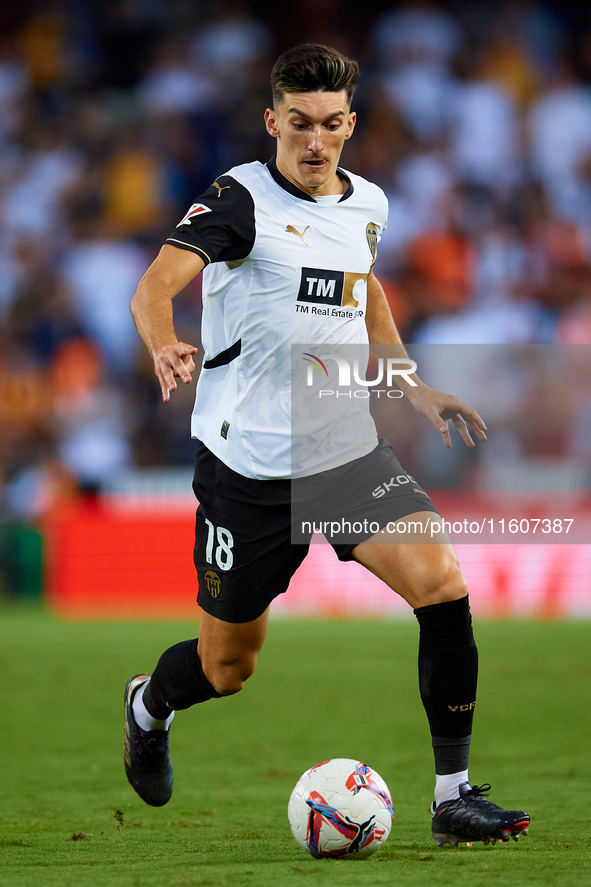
[143,638,221,719]
[414,596,478,774]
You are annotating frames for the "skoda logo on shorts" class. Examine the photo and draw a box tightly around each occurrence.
[204,570,222,598]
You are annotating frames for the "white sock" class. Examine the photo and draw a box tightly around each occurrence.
[132,682,175,732]
[434,771,469,807]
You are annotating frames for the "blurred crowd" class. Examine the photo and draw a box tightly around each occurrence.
[2,0,591,518]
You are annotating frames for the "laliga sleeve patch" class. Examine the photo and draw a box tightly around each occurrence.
[177,203,212,227]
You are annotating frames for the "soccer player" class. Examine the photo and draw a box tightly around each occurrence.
[124,44,530,848]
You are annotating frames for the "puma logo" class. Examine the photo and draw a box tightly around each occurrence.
[286,224,310,245]
[212,181,230,197]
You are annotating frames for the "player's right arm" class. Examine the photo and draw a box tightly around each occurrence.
[134,174,254,400]
[131,245,205,402]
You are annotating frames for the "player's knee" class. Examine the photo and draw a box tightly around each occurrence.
[204,655,258,696]
[209,670,250,696]
[211,671,246,696]
[437,564,468,603]
[412,559,468,608]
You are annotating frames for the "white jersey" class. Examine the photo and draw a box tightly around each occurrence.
[166,158,388,479]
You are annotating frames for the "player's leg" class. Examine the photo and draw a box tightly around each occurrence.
[197,608,270,694]
[144,607,269,712]
[125,442,309,807]
[353,518,475,800]
[125,610,270,807]
[352,518,529,845]
[310,444,476,805]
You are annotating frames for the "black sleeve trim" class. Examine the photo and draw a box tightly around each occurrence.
[203,338,242,369]
[165,176,255,264]
[164,239,212,264]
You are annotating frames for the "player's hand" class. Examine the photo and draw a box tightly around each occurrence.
[406,385,487,449]
[153,342,198,402]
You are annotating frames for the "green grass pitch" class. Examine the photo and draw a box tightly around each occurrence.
[1,603,590,887]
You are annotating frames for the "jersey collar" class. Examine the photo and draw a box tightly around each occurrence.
[266,156,354,203]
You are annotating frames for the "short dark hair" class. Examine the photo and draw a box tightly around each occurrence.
[271,44,360,106]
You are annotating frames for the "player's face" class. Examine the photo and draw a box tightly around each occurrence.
[264,90,356,196]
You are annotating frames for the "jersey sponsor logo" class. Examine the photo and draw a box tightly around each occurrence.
[298,268,344,305]
[176,203,212,227]
[204,570,222,598]
[297,268,368,309]
[286,224,310,245]
[212,181,230,197]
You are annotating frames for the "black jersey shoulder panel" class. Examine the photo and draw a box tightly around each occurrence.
[165,176,256,264]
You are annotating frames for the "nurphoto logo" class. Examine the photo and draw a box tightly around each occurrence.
[303,353,418,398]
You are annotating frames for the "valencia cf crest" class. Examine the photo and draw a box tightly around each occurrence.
[366,222,379,265]
[204,570,221,598]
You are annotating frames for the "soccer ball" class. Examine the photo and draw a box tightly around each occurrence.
[288,758,394,859]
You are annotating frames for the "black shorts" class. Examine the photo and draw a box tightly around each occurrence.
[193,438,440,623]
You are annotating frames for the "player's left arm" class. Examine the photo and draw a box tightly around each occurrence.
[365,270,487,449]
